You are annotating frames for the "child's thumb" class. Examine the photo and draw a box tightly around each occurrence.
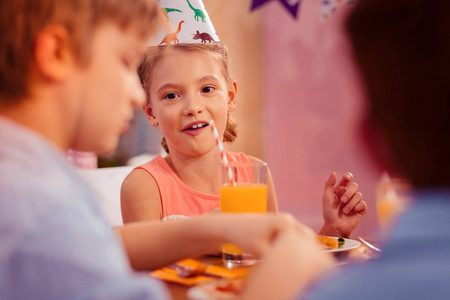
[323,172,337,203]
[325,172,337,188]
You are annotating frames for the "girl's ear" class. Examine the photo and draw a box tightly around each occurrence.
[227,80,238,112]
[143,103,159,127]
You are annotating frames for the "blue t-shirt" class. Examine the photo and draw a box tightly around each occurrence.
[303,189,450,300]
[0,117,169,300]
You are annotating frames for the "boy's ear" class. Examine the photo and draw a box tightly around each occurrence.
[33,25,74,82]
[227,80,238,112]
[143,103,159,127]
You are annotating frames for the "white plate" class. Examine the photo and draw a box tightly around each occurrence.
[323,237,361,253]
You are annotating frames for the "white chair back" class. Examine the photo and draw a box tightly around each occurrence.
[77,166,133,227]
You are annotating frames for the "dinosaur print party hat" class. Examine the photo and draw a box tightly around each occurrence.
[149,0,220,46]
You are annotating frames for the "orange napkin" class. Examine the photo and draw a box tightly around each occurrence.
[150,258,248,286]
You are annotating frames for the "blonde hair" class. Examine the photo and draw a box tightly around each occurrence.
[0,0,160,103]
[138,43,238,154]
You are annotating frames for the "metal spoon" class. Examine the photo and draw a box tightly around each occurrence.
[359,236,382,253]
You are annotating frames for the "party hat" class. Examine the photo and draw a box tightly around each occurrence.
[149,0,220,46]
[319,0,357,21]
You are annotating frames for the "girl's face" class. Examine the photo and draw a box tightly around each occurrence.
[145,50,236,157]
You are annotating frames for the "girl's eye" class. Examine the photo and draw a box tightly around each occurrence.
[202,86,215,93]
[163,92,178,100]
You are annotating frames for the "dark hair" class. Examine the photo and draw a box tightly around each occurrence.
[346,0,450,187]
[138,43,238,154]
[0,0,160,104]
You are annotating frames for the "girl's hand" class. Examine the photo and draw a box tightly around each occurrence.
[320,172,367,238]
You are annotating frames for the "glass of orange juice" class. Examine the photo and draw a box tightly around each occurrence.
[376,173,411,231]
[219,161,268,269]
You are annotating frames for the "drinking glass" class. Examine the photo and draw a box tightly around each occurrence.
[376,173,411,230]
[219,161,268,269]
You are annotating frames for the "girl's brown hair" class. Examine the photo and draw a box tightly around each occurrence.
[138,43,238,154]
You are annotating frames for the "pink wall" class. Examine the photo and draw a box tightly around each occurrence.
[262,1,380,236]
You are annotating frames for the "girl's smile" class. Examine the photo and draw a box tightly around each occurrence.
[182,121,210,136]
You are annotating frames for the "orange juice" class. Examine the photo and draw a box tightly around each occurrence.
[376,173,411,230]
[220,183,267,255]
[377,196,404,229]
[220,183,267,213]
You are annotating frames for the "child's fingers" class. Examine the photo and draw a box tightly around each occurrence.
[352,199,368,216]
[340,182,359,203]
[342,192,363,214]
[323,172,337,201]
[334,172,353,198]
[334,185,347,197]
[337,172,353,188]
[325,172,337,187]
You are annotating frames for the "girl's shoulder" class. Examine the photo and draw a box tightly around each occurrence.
[121,166,158,192]
[121,156,164,194]
[120,167,162,222]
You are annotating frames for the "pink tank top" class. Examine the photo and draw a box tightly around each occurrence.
[135,152,250,220]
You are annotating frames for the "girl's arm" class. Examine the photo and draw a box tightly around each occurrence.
[247,156,279,213]
[120,169,162,223]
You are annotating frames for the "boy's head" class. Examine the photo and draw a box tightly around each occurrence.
[346,0,450,187]
[0,0,160,104]
[138,43,238,153]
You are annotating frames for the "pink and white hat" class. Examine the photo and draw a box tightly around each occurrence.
[149,0,220,46]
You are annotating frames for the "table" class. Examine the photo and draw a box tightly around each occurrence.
[165,255,234,300]
[164,237,381,300]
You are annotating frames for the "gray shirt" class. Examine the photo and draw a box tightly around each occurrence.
[0,117,169,300]
[304,189,450,300]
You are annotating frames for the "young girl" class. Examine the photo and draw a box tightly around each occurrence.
[121,43,366,237]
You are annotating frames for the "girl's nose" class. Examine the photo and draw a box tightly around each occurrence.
[183,94,205,116]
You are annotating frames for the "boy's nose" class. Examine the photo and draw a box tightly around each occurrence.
[130,75,146,107]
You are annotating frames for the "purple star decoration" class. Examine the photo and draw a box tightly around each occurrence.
[251,0,302,19]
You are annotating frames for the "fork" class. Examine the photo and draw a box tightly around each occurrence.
[359,236,382,253]
[168,262,222,278]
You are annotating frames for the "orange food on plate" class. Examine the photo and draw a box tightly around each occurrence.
[215,279,246,295]
[317,235,342,249]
